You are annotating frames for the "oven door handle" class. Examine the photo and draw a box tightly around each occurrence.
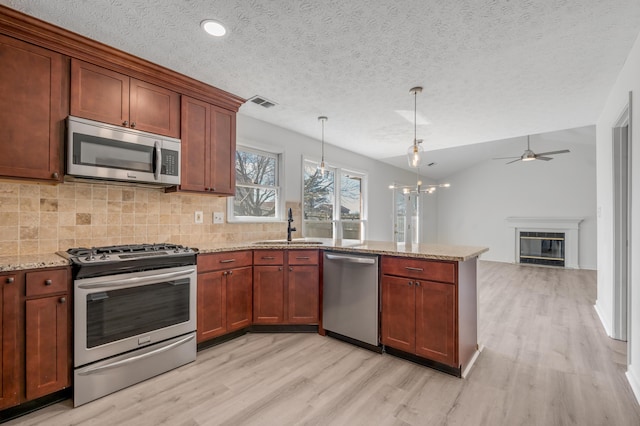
[77,334,195,376]
[77,268,195,289]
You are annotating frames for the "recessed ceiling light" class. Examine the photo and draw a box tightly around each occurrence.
[201,19,227,37]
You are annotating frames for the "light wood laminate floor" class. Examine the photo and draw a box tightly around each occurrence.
[5,261,640,425]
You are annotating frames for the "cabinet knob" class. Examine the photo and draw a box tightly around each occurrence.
[408,281,413,286]
[123,120,129,127]
[59,297,66,304]
[45,279,52,286]
[278,267,283,271]
[289,267,293,272]
[130,122,136,128]
[5,277,14,284]
[52,172,59,179]
[415,281,421,287]
[228,270,233,275]
[222,271,227,276]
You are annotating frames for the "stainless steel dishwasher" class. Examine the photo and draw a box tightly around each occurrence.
[323,251,380,350]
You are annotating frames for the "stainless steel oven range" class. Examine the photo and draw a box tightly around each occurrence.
[64,243,197,407]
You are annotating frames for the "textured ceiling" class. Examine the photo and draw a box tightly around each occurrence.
[2,0,639,176]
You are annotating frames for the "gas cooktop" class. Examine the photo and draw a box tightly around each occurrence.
[65,243,196,264]
[62,243,198,279]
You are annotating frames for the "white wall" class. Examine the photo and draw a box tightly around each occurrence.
[596,31,640,403]
[436,136,597,269]
[236,114,426,242]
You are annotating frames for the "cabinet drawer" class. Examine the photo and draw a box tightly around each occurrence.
[288,250,319,265]
[25,268,68,297]
[253,250,284,265]
[381,256,456,284]
[198,251,252,272]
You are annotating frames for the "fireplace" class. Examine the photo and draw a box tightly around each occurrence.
[519,231,565,267]
[505,217,583,269]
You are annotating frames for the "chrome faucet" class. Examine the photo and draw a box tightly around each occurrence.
[287,208,296,242]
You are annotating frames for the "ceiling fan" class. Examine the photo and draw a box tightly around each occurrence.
[494,135,570,164]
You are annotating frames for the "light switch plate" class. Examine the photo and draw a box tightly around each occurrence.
[194,211,203,224]
[213,212,224,224]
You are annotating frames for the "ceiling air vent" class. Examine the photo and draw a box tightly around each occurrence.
[249,95,277,108]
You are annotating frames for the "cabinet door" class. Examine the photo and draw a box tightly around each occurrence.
[0,35,67,182]
[209,106,235,195]
[415,280,456,366]
[25,294,69,400]
[70,59,129,127]
[287,265,319,324]
[0,274,20,410]
[129,78,180,138]
[197,271,226,342]
[253,266,284,324]
[226,266,252,332]
[180,96,210,192]
[381,275,415,353]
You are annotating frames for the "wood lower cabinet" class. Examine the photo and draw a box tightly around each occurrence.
[197,251,252,343]
[253,250,319,325]
[0,34,68,182]
[179,96,235,195]
[71,59,180,138]
[0,273,20,410]
[0,267,71,411]
[381,256,462,369]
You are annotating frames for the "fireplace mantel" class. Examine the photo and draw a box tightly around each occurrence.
[505,217,584,268]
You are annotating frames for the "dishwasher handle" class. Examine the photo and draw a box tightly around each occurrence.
[325,253,377,264]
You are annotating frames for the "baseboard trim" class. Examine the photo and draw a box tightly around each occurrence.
[461,344,484,378]
[626,366,640,406]
[593,301,613,337]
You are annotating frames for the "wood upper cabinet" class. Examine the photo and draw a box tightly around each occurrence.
[179,95,235,195]
[197,251,252,343]
[24,268,70,401]
[253,250,319,325]
[0,273,20,410]
[0,34,68,182]
[381,256,458,368]
[70,59,180,138]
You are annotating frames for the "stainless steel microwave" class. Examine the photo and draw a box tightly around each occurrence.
[66,116,181,186]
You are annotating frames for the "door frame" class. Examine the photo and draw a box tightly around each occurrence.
[612,92,632,351]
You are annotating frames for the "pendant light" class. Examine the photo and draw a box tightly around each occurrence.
[407,87,424,168]
[318,116,328,175]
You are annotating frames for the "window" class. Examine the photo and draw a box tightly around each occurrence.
[229,147,282,222]
[303,159,366,240]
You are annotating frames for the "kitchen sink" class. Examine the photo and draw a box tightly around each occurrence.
[252,240,324,245]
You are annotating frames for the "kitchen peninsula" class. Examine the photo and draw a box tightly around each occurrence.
[1,239,486,417]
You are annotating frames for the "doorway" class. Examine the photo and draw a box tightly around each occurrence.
[612,93,632,345]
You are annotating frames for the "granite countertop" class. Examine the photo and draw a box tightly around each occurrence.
[196,239,489,262]
[0,240,488,271]
[0,253,70,272]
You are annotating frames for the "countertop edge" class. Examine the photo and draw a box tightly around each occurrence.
[1,243,489,271]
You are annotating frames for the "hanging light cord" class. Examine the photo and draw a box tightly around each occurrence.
[321,119,325,162]
[413,89,417,148]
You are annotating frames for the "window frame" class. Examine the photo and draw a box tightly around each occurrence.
[301,156,368,241]
[227,142,285,223]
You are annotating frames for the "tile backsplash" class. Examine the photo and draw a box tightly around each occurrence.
[0,181,301,256]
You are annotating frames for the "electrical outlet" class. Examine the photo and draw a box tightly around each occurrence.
[213,212,224,224]
[194,211,203,224]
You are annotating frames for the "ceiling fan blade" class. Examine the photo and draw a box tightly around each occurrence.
[493,156,521,160]
[506,158,521,164]
[536,156,553,161]
[536,149,570,156]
